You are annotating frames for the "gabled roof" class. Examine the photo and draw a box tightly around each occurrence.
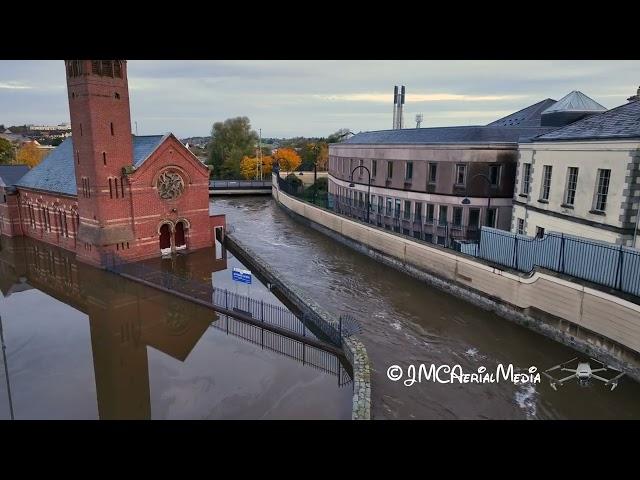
[541,90,606,114]
[487,98,558,127]
[15,135,164,196]
[535,100,640,142]
[0,164,30,188]
[341,125,555,145]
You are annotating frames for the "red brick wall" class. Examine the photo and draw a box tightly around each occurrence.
[14,189,80,253]
[0,190,24,237]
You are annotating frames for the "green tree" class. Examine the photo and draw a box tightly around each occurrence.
[207,117,258,179]
[0,138,15,164]
[327,128,353,143]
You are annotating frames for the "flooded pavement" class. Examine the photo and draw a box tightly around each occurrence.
[0,235,352,420]
[214,196,640,419]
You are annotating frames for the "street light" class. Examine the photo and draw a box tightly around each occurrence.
[349,165,371,223]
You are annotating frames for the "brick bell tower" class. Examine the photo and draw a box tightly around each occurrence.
[65,60,135,266]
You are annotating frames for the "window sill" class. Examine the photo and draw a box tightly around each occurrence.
[560,203,574,209]
[589,209,606,216]
[537,199,549,204]
[518,193,529,198]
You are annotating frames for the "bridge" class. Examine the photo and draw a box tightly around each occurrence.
[209,180,272,196]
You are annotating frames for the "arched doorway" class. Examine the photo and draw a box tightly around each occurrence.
[159,224,171,251]
[175,221,186,250]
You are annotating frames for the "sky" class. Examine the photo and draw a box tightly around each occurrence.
[0,60,638,139]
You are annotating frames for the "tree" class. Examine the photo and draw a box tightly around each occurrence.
[207,117,258,179]
[316,142,329,171]
[274,147,301,172]
[16,142,46,167]
[327,128,353,143]
[240,155,273,180]
[0,138,14,164]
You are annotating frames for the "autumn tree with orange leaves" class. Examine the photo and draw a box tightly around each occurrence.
[240,155,273,179]
[16,142,46,168]
[273,147,301,172]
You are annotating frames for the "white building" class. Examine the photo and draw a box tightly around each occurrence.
[511,93,640,247]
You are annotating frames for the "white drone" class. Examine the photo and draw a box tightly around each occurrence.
[543,357,625,391]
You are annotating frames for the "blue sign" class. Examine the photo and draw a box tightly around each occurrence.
[232,267,252,284]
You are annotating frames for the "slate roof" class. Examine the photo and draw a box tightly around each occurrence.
[341,125,555,145]
[0,164,30,188]
[536,100,640,142]
[15,135,165,196]
[541,91,606,114]
[487,98,558,127]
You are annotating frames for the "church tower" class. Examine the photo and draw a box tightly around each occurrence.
[65,60,135,265]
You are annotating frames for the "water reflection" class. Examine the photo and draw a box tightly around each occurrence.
[0,235,352,420]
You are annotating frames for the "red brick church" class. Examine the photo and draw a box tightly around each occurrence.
[0,60,225,266]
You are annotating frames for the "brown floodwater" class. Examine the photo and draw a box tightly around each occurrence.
[213,196,640,419]
[0,234,352,420]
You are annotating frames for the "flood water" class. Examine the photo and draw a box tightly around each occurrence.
[0,235,352,420]
[214,196,640,419]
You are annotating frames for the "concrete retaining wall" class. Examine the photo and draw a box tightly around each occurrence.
[272,182,640,381]
[224,233,371,420]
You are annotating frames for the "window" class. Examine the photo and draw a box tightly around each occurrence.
[468,208,480,228]
[91,60,100,75]
[486,208,497,228]
[594,169,611,212]
[405,162,413,181]
[426,204,435,223]
[109,178,113,199]
[114,178,119,198]
[378,196,383,213]
[114,61,122,78]
[403,200,411,219]
[540,165,552,201]
[414,202,422,223]
[455,164,466,186]
[101,60,113,77]
[103,152,107,165]
[439,205,448,225]
[370,195,376,212]
[394,199,401,218]
[452,207,463,226]
[536,226,545,238]
[522,163,531,195]
[386,198,393,216]
[517,218,525,235]
[428,163,437,184]
[80,123,83,136]
[76,149,80,165]
[372,160,377,178]
[387,161,393,179]
[115,92,120,99]
[489,165,501,186]
[110,122,114,136]
[120,177,125,197]
[564,167,579,206]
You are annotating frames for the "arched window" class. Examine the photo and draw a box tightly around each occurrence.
[101,60,113,77]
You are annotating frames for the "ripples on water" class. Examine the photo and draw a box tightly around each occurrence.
[214,196,640,420]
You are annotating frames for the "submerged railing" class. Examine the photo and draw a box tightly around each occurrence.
[101,252,361,347]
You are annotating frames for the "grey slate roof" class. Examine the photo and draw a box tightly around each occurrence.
[341,125,556,145]
[15,135,164,196]
[536,100,640,141]
[0,165,30,188]
[487,99,558,127]
[541,90,606,114]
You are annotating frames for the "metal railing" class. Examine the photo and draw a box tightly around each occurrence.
[211,313,352,387]
[478,228,640,297]
[210,180,272,189]
[102,252,361,346]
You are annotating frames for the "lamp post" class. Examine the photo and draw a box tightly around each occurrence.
[349,165,371,223]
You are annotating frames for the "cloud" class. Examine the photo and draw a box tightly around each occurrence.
[0,82,32,90]
[315,92,527,103]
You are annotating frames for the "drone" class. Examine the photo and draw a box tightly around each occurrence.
[543,357,625,391]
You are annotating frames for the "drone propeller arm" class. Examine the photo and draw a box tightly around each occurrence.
[557,373,578,384]
[591,373,610,383]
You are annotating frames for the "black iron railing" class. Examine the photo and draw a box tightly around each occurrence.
[102,252,361,346]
